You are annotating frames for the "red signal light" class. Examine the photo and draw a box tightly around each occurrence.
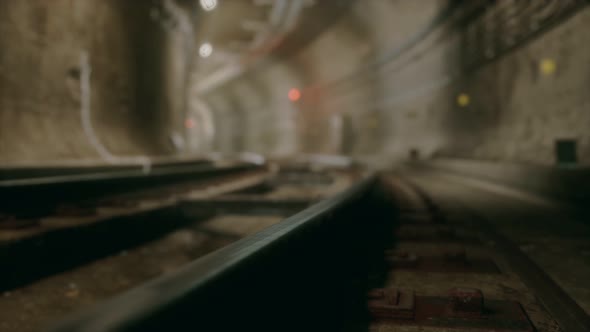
[185,118,195,129]
[288,88,301,102]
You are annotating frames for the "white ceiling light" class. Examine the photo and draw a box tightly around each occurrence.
[199,42,213,58]
[200,0,217,11]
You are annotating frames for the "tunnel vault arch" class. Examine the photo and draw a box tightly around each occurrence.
[2,0,589,167]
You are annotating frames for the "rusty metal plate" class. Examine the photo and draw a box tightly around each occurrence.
[417,297,535,331]
[369,288,535,331]
[368,288,415,320]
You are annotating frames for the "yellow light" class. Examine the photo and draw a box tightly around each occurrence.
[540,58,556,76]
[457,93,470,107]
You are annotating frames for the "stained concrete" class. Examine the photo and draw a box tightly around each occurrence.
[371,4,590,166]
[440,7,590,165]
[0,0,191,164]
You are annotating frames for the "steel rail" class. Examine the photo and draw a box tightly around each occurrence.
[0,162,264,290]
[49,174,394,332]
[0,161,260,217]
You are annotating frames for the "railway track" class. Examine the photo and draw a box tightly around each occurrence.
[0,161,358,331]
[35,170,587,332]
[1,164,589,332]
[0,161,265,290]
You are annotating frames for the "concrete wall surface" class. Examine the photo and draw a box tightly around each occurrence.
[0,0,185,164]
[437,6,590,166]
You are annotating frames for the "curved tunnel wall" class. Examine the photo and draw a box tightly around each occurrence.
[2,0,589,167]
[439,7,590,165]
[0,0,193,165]
[292,9,373,155]
[203,60,301,157]
[232,0,590,166]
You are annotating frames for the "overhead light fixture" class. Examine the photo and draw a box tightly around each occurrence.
[200,0,217,11]
[199,42,213,58]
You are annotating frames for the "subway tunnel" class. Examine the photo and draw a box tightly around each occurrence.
[1,1,589,331]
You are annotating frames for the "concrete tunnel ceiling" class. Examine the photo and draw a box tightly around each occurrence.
[0,0,589,167]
